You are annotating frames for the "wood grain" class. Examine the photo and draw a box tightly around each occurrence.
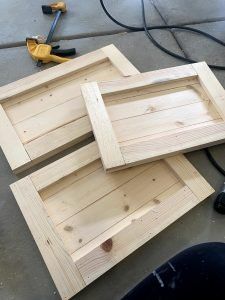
[82,82,124,170]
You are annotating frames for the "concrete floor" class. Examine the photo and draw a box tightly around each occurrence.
[1,0,225,299]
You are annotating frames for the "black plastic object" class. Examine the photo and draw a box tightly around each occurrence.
[42,5,53,14]
[122,242,225,299]
[214,183,225,214]
[51,47,76,57]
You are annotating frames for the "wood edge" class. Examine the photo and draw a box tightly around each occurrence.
[0,48,108,103]
[10,177,85,299]
[30,141,100,192]
[192,61,225,120]
[120,122,225,172]
[165,154,215,201]
[98,63,197,95]
[0,105,31,172]
[101,44,139,76]
[81,82,125,171]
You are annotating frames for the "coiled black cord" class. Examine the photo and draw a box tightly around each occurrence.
[100,0,225,70]
[100,0,225,176]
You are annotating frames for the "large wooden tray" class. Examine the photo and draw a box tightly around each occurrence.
[82,62,225,172]
[0,45,138,173]
[11,141,214,299]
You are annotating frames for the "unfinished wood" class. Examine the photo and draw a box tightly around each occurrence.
[0,106,30,172]
[192,62,225,120]
[11,177,85,300]
[82,82,124,170]
[0,45,139,173]
[11,141,214,299]
[83,62,225,172]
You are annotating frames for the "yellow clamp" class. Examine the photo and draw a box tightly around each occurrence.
[26,38,70,64]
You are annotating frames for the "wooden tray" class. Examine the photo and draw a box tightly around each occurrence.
[0,45,138,173]
[82,62,225,172]
[11,141,214,299]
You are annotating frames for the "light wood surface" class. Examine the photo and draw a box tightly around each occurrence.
[0,106,30,172]
[0,45,139,173]
[11,177,85,300]
[82,82,124,170]
[11,141,214,299]
[83,62,225,172]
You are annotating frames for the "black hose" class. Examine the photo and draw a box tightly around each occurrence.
[100,0,225,70]
[205,148,225,177]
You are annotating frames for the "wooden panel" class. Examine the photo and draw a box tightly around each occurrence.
[83,62,225,172]
[11,142,214,299]
[0,45,139,173]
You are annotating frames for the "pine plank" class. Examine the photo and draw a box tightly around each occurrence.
[101,44,139,76]
[106,83,207,121]
[75,186,203,284]
[0,105,30,172]
[193,61,225,120]
[113,101,219,143]
[82,82,124,170]
[99,64,197,95]
[24,116,92,161]
[10,177,85,300]
[56,162,178,254]
[121,121,225,165]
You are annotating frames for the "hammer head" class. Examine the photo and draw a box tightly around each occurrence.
[42,2,66,14]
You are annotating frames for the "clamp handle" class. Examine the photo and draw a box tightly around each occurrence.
[51,47,76,57]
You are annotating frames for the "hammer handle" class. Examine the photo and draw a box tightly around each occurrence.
[46,10,62,44]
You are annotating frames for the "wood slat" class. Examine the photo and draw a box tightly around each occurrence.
[165,154,215,201]
[193,61,225,120]
[56,162,178,254]
[10,177,85,300]
[106,83,207,121]
[0,105,30,172]
[82,82,124,170]
[99,64,197,95]
[24,116,92,161]
[102,44,139,76]
[31,142,100,192]
[113,101,219,143]
[76,186,203,284]
[121,122,225,165]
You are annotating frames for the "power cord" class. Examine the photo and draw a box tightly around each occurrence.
[100,0,225,212]
[100,0,225,70]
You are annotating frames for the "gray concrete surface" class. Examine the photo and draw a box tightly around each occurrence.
[153,0,225,25]
[0,0,163,46]
[1,1,225,300]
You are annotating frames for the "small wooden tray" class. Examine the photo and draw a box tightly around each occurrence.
[82,62,225,172]
[11,141,214,299]
[0,45,138,173]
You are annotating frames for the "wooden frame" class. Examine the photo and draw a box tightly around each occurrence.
[11,141,214,299]
[82,62,225,172]
[0,44,139,173]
